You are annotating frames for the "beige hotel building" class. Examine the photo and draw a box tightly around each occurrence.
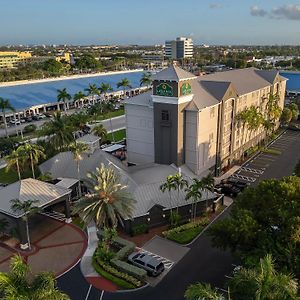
[125,65,286,176]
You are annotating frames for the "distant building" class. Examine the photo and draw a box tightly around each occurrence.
[165,37,193,59]
[0,51,32,69]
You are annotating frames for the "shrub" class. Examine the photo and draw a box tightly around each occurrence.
[261,148,281,155]
[130,224,148,236]
[169,211,182,227]
[111,259,147,280]
[166,226,203,244]
[114,244,135,260]
[23,124,37,134]
[95,245,115,262]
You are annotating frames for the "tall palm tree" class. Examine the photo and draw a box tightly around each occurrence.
[229,254,298,300]
[201,173,215,210]
[140,72,152,88]
[72,163,136,228]
[10,199,40,250]
[185,178,204,222]
[160,175,176,221]
[117,78,132,99]
[69,141,88,197]
[73,91,86,108]
[92,124,108,142]
[0,255,70,299]
[99,83,113,100]
[185,282,223,300]
[85,83,100,103]
[57,88,71,112]
[40,112,74,150]
[0,97,15,138]
[5,148,25,181]
[17,144,45,179]
[171,173,188,213]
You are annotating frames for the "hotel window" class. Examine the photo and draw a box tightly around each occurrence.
[161,110,169,121]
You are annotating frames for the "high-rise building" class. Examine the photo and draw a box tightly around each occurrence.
[165,37,193,59]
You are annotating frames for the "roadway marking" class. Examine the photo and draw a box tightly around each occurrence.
[240,167,264,174]
[85,285,92,300]
[99,290,104,300]
[231,173,256,182]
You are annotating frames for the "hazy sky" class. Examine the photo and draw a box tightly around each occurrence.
[1,0,300,45]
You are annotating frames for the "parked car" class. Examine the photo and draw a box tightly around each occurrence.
[215,183,241,197]
[24,116,33,122]
[128,252,165,277]
[20,118,26,123]
[9,119,21,126]
[221,178,249,190]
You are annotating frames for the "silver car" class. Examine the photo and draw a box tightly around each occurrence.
[128,252,165,277]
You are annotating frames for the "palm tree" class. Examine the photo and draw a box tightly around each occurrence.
[245,106,263,141]
[72,163,136,228]
[40,112,74,150]
[117,78,132,99]
[5,148,25,181]
[160,175,176,221]
[85,83,100,103]
[99,83,113,100]
[236,109,248,146]
[185,282,224,300]
[185,178,204,222]
[57,88,71,112]
[17,144,45,179]
[0,97,15,138]
[229,254,298,300]
[201,173,215,210]
[73,91,86,108]
[171,173,188,213]
[0,255,70,299]
[92,124,108,142]
[140,72,152,88]
[10,199,40,250]
[69,141,88,197]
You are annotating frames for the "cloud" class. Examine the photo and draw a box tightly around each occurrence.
[271,5,300,20]
[250,5,267,17]
[209,3,222,9]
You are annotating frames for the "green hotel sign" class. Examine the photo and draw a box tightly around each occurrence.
[181,82,192,96]
[156,83,174,97]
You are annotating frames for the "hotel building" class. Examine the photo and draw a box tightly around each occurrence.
[125,65,286,176]
[165,37,194,59]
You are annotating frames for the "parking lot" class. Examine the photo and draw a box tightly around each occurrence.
[231,130,300,185]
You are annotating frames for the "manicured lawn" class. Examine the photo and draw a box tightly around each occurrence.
[166,226,203,244]
[0,167,40,184]
[95,108,124,121]
[261,148,282,155]
[107,129,126,142]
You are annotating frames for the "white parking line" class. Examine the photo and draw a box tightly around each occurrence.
[85,285,92,300]
[99,290,104,300]
[241,167,264,174]
[231,173,256,182]
[137,248,174,270]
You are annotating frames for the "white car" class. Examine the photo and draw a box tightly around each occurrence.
[10,119,21,125]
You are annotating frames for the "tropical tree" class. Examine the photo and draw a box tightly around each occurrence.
[67,111,89,131]
[201,173,215,210]
[229,254,299,300]
[171,172,188,213]
[265,93,282,135]
[99,83,113,100]
[280,107,293,125]
[5,148,25,181]
[185,282,224,300]
[69,141,88,197]
[236,109,248,146]
[117,78,132,99]
[185,178,204,222]
[160,175,176,221]
[140,72,152,88]
[17,144,45,179]
[10,199,40,250]
[85,83,100,103]
[40,112,74,150]
[92,124,108,142]
[72,163,136,229]
[0,97,15,137]
[244,106,263,140]
[288,103,299,121]
[0,255,70,299]
[57,88,71,112]
[73,91,86,108]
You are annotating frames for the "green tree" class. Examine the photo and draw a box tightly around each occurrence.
[140,72,152,87]
[0,97,15,137]
[99,83,113,100]
[5,148,25,181]
[0,255,69,299]
[85,83,100,103]
[57,88,71,112]
[42,59,64,76]
[160,175,176,222]
[185,282,223,300]
[10,199,40,250]
[69,141,88,197]
[280,107,293,125]
[117,78,132,99]
[171,172,188,213]
[40,112,74,150]
[201,173,215,210]
[73,91,86,108]
[75,54,100,71]
[265,93,282,135]
[92,124,108,142]
[17,144,45,179]
[288,103,299,121]
[72,163,136,228]
[208,176,300,277]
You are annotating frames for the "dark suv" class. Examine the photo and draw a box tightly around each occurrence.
[128,252,165,277]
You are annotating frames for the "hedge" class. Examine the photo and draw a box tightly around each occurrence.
[92,256,135,289]
[94,256,143,288]
[166,226,203,244]
[130,224,148,236]
[111,258,147,280]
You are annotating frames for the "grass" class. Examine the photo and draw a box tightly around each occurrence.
[107,129,126,142]
[166,226,203,244]
[95,108,125,121]
[0,167,38,184]
[261,148,282,155]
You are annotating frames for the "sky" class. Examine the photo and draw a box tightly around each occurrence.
[1,0,300,45]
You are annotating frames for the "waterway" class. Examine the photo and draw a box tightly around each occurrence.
[280,71,300,92]
[0,70,144,109]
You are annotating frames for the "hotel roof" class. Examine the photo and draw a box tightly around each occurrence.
[152,65,197,82]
